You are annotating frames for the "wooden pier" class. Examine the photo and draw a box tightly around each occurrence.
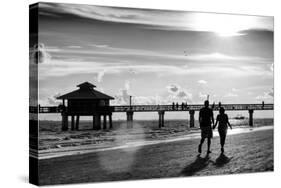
[29,82,273,130]
[30,103,273,129]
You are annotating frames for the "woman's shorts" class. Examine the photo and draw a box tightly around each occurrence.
[218,127,227,137]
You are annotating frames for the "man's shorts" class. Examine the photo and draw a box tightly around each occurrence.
[201,126,213,138]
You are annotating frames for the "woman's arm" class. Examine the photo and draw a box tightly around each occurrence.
[213,115,219,129]
[226,115,232,129]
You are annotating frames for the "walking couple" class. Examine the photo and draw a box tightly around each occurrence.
[198,100,232,154]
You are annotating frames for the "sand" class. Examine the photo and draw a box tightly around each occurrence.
[37,128,273,185]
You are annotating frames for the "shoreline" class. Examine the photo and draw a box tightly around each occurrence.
[35,125,273,160]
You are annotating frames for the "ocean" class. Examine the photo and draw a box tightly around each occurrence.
[36,118,273,152]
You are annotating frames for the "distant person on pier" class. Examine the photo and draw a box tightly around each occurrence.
[172,102,175,110]
[198,100,214,154]
[176,102,179,110]
[213,107,232,153]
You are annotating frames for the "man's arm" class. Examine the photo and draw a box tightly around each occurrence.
[198,110,202,127]
[211,110,215,125]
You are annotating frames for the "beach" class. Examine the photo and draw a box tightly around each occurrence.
[37,126,273,185]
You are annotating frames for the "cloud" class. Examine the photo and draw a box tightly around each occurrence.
[256,88,274,102]
[166,84,192,103]
[38,57,273,82]
[96,70,105,83]
[113,89,131,105]
[30,43,51,64]
[177,91,187,98]
[133,95,162,105]
[165,91,193,104]
[224,92,238,97]
[36,41,273,80]
[38,42,273,80]
[111,81,161,105]
[111,81,132,105]
[47,93,61,105]
[176,90,192,102]
[166,84,180,93]
[247,91,253,95]
[128,68,137,75]
[68,45,82,49]
[47,41,271,64]
[197,80,207,85]
[112,82,192,105]
[268,88,274,97]
[40,3,273,33]
[112,80,163,105]
[90,44,109,48]
[231,88,238,92]
[198,92,207,100]
[124,80,131,91]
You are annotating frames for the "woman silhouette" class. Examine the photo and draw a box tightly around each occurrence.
[213,107,232,153]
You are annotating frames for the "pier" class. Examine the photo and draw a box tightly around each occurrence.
[30,103,273,130]
[29,82,273,130]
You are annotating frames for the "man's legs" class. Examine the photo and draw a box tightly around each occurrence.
[198,137,205,153]
[207,138,211,153]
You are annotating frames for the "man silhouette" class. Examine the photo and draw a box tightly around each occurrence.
[198,100,214,154]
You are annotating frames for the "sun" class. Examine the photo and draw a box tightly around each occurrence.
[212,27,244,37]
[188,13,253,37]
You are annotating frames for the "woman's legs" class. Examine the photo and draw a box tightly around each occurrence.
[219,129,227,153]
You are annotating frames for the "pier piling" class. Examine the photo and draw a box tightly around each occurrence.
[75,115,80,130]
[189,110,195,128]
[109,114,113,129]
[71,115,75,130]
[249,109,254,127]
[95,115,101,130]
[92,116,96,130]
[126,111,134,128]
[103,115,107,129]
[158,111,165,128]
[61,114,68,131]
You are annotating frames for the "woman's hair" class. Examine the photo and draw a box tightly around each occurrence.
[219,107,225,114]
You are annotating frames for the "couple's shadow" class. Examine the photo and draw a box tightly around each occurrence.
[213,153,233,167]
[181,153,232,176]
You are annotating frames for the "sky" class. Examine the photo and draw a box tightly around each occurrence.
[31,3,274,119]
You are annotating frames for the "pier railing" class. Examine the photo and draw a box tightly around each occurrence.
[30,103,273,114]
[113,103,273,112]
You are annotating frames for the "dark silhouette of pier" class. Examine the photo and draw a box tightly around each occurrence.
[29,82,274,130]
[30,103,273,129]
